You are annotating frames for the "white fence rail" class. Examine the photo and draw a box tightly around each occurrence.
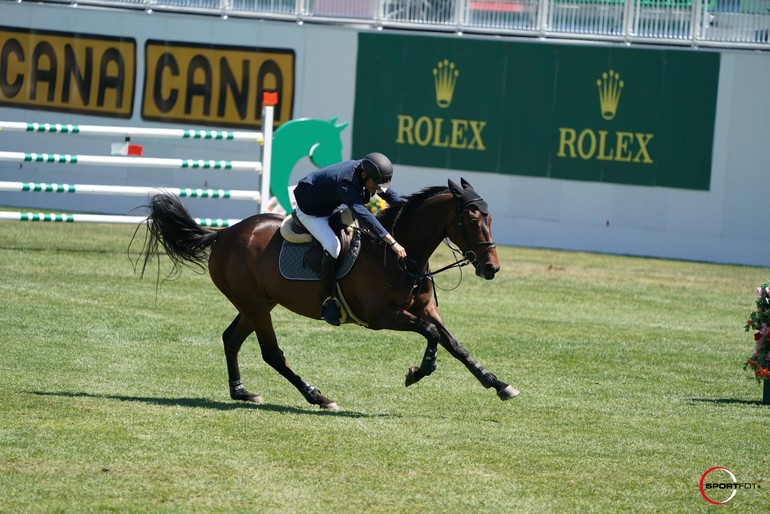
[8,0,768,49]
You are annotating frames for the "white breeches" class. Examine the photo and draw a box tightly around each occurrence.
[294,205,342,258]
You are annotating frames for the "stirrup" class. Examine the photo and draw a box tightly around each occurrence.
[321,296,341,326]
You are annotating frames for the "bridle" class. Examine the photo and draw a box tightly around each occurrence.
[394,192,496,288]
[453,196,496,266]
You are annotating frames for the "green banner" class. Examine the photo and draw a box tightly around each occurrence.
[353,34,719,190]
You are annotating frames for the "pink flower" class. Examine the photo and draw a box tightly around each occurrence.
[758,287,764,297]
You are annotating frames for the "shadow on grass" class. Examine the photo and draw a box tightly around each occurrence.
[690,397,768,406]
[31,390,389,418]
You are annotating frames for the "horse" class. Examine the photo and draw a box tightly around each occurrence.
[138,177,519,410]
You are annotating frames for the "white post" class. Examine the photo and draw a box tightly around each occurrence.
[260,105,275,214]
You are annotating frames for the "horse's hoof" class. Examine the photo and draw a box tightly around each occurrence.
[405,366,420,387]
[231,387,264,403]
[497,385,520,401]
[321,402,339,411]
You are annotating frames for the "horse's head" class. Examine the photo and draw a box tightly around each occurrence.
[447,178,500,280]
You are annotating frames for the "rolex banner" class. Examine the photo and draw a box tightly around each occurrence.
[353,34,719,190]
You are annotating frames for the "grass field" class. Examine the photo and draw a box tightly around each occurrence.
[1,219,768,512]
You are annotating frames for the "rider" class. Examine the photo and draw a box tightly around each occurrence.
[293,152,408,326]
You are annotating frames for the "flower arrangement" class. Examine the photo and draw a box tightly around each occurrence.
[744,280,770,381]
[365,194,388,214]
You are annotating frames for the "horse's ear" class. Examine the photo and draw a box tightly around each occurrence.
[448,179,463,198]
[460,177,473,190]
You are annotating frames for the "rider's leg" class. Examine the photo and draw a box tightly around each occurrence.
[319,250,340,325]
[294,207,343,325]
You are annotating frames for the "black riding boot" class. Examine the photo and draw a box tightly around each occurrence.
[320,250,341,326]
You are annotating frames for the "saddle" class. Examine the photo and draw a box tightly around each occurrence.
[278,208,361,278]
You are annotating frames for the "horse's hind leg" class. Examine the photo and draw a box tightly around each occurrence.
[405,340,438,387]
[244,305,339,411]
[223,314,264,403]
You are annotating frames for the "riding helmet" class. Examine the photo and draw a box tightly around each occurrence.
[359,152,393,187]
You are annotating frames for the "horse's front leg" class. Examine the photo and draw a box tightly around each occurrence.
[423,308,519,401]
[366,305,440,386]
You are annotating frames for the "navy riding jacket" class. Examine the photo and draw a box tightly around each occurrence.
[294,160,403,240]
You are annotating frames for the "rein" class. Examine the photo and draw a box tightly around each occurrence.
[382,184,497,304]
[395,239,471,307]
[398,240,471,282]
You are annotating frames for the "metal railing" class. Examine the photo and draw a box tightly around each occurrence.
[7,0,770,48]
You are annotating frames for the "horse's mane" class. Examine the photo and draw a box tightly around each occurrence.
[376,185,449,230]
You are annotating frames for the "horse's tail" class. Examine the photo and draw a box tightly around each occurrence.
[137,192,219,278]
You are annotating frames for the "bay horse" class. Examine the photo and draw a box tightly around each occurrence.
[138,178,519,410]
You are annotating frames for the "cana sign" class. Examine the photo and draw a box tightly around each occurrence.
[0,26,136,117]
[142,40,294,129]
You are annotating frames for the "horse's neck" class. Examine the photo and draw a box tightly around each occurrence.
[395,195,454,265]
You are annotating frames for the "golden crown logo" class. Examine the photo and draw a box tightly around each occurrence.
[596,70,624,121]
[433,59,459,109]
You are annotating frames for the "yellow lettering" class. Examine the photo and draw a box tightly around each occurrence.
[577,129,596,160]
[634,133,654,163]
[557,127,653,165]
[450,119,467,149]
[468,120,486,150]
[394,115,487,152]
[596,130,614,161]
[614,131,633,162]
[395,115,414,144]
[557,128,577,158]
[414,116,432,146]
[433,118,449,147]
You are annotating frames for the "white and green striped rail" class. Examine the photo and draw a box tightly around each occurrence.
[0,121,264,143]
[0,211,241,227]
[0,181,260,200]
[0,151,262,172]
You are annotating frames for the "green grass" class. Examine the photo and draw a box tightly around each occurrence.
[1,220,768,512]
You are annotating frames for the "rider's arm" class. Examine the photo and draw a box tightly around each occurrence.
[339,178,407,258]
[379,188,405,205]
[348,202,406,259]
[348,202,388,239]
